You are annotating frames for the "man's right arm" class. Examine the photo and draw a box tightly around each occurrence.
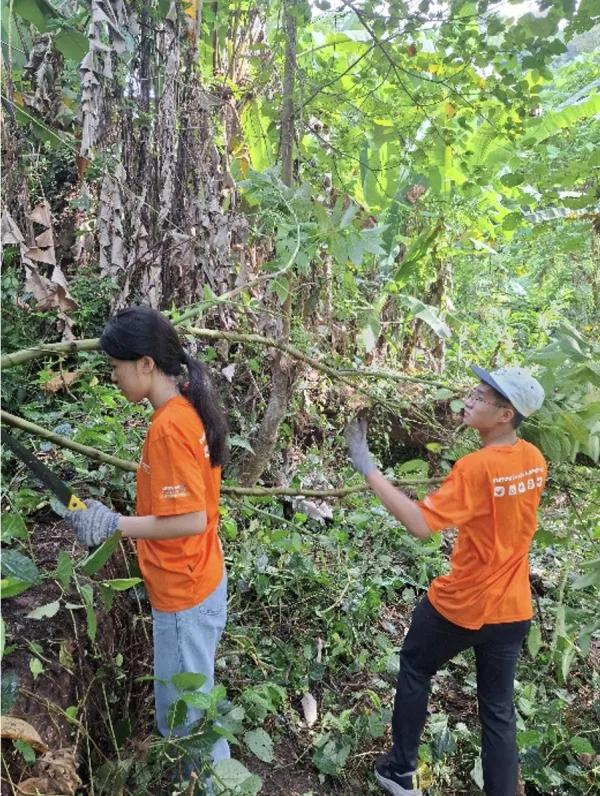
[366,469,433,538]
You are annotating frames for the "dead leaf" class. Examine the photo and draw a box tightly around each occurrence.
[75,155,91,180]
[296,499,333,523]
[17,747,81,796]
[577,753,600,767]
[35,229,54,248]
[0,717,49,753]
[24,264,78,313]
[29,202,52,228]
[221,363,236,382]
[57,311,76,342]
[42,372,80,394]
[301,692,318,727]
[24,246,56,265]
[17,776,52,795]
[1,211,26,244]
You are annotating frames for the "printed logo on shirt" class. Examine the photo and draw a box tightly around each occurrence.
[492,466,545,499]
[199,432,210,460]
[160,484,190,499]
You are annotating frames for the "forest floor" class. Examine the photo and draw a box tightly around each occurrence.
[1,483,598,796]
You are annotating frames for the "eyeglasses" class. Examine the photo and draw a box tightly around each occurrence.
[464,390,503,408]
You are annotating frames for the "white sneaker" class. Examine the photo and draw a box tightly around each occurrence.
[374,758,423,796]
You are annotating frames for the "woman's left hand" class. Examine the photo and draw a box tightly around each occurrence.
[65,499,121,547]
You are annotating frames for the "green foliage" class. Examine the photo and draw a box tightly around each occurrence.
[80,531,122,576]
[2,2,599,794]
[525,322,600,464]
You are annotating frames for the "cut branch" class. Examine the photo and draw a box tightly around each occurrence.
[0,411,439,497]
[1,339,100,370]
[1,410,137,472]
[1,329,451,396]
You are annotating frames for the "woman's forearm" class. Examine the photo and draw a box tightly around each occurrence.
[118,511,206,539]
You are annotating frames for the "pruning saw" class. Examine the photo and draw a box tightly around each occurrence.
[1,428,87,512]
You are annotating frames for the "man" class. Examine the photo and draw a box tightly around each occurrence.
[344,366,546,796]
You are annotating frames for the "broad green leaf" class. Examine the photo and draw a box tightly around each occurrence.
[29,656,44,679]
[313,733,352,775]
[167,698,188,730]
[55,551,73,590]
[244,728,274,763]
[0,577,32,598]
[98,583,115,611]
[171,672,207,691]
[1,670,20,711]
[80,530,122,576]
[54,27,88,62]
[401,296,451,339]
[13,739,36,763]
[26,600,60,620]
[569,736,595,755]
[213,758,262,795]
[1,514,28,542]
[517,729,544,749]
[398,459,429,476]
[526,93,600,146]
[393,225,441,284]
[1,549,40,584]
[65,706,78,722]
[559,643,577,683]
[219,705,246,734]
[271,276,290,304]
[572,558,600,589]
[12,0,59,31]
[182,691,211,709]
[339,202,359,229]
[101,577,142,591]
[241,100,273,171]
[80,584,97,641]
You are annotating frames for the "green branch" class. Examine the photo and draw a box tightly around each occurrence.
[1,410,137,472]
[1,328,447,391]
[1,339,101,369]
[0,410,439,498]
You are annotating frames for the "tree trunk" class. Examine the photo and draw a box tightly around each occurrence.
[239,0,299,486]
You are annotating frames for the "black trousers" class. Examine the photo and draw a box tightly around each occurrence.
[390,596,530,796]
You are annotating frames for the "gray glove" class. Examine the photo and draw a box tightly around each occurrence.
[65,499,120,547]
[344,418,376,476]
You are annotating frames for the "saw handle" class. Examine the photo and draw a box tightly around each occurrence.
[67,494,87,511]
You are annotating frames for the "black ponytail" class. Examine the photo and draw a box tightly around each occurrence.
[181,352,229,467]
[100,306,229,467]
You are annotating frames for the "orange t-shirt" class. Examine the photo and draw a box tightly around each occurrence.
[418,439,547,629]
[135,395,224,611]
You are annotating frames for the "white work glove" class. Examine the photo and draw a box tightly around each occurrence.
[344,418,377,476]
[65,499,120,547]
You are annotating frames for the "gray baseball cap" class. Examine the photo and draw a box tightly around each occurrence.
[471,365,545,417]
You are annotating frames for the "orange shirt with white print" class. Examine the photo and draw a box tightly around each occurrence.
[418,439,547,629]
[135,395,224,611]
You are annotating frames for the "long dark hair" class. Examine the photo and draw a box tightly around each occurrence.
[100,307,229,467]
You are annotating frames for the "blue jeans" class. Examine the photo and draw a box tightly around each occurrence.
[390,596,530,796]
[152,572,230,766]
